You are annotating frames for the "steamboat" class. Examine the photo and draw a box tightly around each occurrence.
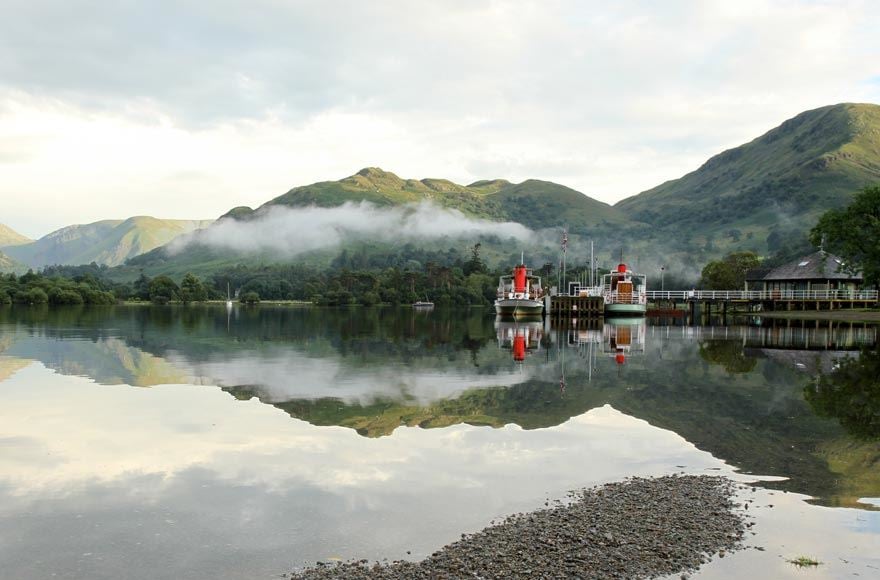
[495,258,545,317]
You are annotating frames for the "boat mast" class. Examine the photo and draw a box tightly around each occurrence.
[561,227,568,295]
[590,239,594,288]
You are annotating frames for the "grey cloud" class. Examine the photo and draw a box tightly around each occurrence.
[0,0,518,123]
[6,0,875,128]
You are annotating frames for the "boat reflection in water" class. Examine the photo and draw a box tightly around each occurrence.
[603,318,646,365]
[494,316,548,363]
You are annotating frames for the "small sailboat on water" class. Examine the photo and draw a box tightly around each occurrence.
[413,293,434,309]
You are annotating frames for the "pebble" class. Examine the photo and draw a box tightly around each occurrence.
[288,475,748,579]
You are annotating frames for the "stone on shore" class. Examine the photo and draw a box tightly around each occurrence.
[288,475,747,579]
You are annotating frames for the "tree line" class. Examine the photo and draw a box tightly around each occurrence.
[1,243,506,307]
[0,270,116,305]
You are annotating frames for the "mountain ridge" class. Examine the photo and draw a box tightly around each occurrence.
[229,167,629,233]
[614,102,880,253]
[0,223,32,247]
[12,102,880,277]
[3,216,214,269]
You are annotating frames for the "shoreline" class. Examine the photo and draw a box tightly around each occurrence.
[288,475,749,579]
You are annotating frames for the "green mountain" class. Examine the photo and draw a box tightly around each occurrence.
[110,103,880,281]
[121,168,630,279]
[232,167,628,233]
[615,103,880,254]
[4,216,214,268]
[0,223,32,247]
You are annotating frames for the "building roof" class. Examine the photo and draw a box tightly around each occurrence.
[753,251,863,282]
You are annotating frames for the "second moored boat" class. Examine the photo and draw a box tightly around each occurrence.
[602,263,647,316]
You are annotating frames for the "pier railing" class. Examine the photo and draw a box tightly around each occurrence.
[646,289,879,301]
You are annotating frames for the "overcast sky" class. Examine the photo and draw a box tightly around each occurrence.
[2,0,879,238]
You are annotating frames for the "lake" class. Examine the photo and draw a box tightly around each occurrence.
[1,305,878,579]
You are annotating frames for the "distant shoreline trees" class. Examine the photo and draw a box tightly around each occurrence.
[699,251,760,290]
[0,270,116,306]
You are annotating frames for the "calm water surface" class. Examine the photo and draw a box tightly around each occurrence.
[0,306,878,579]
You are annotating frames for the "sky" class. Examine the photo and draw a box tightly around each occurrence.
[1,0,879,239]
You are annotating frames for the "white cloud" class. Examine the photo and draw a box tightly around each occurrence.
[170,201,532,256]
[0,0,878,237]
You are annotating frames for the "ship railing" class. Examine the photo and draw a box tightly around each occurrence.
[645,290,879,301]
[498,291,542,300]
[603,291,648,305]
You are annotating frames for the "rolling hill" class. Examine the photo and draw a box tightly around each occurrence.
[0,223,32,247]
[127,101,880,281]
[3,216,214,268]
[615,103,880,254]
[30,102,880,281]
[231,167,628,233]
[121,169,632,279]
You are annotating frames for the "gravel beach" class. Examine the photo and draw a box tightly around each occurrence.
[288,475,748,579]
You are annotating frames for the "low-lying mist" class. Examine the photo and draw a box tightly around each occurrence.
[169,201,534,256]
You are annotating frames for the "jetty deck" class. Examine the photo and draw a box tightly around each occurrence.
[548,295,603,318]
[647,289,879,314]
[547,289,878,320]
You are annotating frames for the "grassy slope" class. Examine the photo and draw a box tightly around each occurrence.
[616,103,880,254]
[253,167,628,230]
[5,216,214,268]
[0,223,32,247]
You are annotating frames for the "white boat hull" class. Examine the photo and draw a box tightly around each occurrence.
[604,302,647,316]
[494,298,544,316]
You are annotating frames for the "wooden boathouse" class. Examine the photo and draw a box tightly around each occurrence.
[746,251,867,296]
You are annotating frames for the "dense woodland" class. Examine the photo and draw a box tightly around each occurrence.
[2,244,588,306]
[0,269,116,306]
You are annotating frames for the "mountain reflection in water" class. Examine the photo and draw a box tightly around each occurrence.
[0,305,878,511]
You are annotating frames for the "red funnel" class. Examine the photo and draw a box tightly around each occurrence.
[514,265,527,293]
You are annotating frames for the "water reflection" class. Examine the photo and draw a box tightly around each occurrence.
[1,306,879,579]
[494,317,547,363]
[805,347,880,440]
[1,306,878,509]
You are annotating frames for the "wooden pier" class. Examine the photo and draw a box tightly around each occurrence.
[546,289,877,320]
[647,289,878,323]
[548,295,604,318]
